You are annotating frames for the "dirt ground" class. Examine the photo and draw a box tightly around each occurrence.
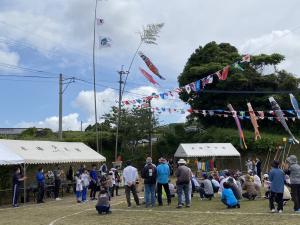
[0,193,300,225]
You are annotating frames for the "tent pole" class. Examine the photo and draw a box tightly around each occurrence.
[23,163,26,205]
[239,156,242,172]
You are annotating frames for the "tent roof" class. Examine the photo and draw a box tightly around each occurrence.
[174,143,240,158]
[0,139,106,165]
[0,142,24,165]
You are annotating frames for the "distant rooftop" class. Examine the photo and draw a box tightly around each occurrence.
[0,128,43,135]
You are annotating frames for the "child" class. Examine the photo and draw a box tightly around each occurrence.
[75,171,83,203]
[81,169,90,203]
[221,182,240,208]
[263,174,271,199]
[168,180,176,197]
[96,187,111,214]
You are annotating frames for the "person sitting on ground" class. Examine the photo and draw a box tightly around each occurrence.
[209,175,220,193]
[191,173,200,194]
[221,182,240,209]
[242,174,258,200]
[227,177,242,200]
[199,173,214,200]
[168,180,176,197]
[249,170,262,195]
[96,186,111,215]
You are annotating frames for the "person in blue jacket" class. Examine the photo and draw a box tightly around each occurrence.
[221,182,240,208]
[90,164,98,200]
[156,157,171,206]
[269,160,285,213]
[36,167,46,203]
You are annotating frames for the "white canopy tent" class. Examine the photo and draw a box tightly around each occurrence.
[0,143,24,165]
[0,139,106,204]
[174,143,241,170]
[0,139,106,164]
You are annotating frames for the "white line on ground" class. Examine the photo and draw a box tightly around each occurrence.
[112,208,300,217]
[48,201,124,225]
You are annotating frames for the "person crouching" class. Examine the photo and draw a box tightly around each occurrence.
[221,182,240,209]
[96,187,111,215]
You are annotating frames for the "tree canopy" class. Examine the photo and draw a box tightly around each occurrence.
[178,41,300,131]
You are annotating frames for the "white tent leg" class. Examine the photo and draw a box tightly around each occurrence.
[23,163,26,205]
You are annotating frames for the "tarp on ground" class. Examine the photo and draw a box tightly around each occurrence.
[0,142,24,165]
[174,143,240,158]
[0,139,106,165]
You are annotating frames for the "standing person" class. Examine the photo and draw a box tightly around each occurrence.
[66,165,75,193]
[114,170,121,196]
[176,159,192,208]
[285,155,300,212]
[81,169,90,203]
[255,158,262,179]
[53,165,63,201]
[12,167,26,207]
[36,167,45,204]
[156,157,171,206]
[75,171,83,203]
[123,160,140,208]
[269,160,285,213]
[89,164,98,200]
[78,164,86,175]
[141,157,157,208]
[246,159,253,172]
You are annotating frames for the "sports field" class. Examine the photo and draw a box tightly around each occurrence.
[0,194,300,225]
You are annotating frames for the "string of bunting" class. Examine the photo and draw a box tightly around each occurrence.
[121,54,251,105]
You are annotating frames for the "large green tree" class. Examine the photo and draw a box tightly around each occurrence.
[178,42,300,132]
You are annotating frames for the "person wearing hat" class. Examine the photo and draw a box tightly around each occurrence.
[123,160,140,207]
[176,159,192,208]
[156,157,171,206]
[269,160,285,213]
[285,155,300,212]
[141,157,157,207]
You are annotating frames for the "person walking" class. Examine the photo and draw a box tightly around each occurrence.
[89,164,98,200]
[176,159,192,208]
[36,167,45,204]
[269,160,285,213]
[53,165,63,201]
[12,167,26,207]
[141,157,157,208]
[156,157,171,206]
[285,155,300,212]
[123,160,140,207]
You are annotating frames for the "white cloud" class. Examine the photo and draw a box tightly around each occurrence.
[240,29,300,75]
[0,43,20,68]
[16,113,83,131]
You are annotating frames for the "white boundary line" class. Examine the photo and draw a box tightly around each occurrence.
[48,201,124,225]
[112,208,300,217]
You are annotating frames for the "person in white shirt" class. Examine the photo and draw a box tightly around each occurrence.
[123,160,140,207]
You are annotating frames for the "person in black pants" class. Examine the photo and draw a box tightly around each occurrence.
[89,164,98,200]
[36,167,46,203]
[12,167,26,207]
[53,165,63,200]
[156,158,171,206]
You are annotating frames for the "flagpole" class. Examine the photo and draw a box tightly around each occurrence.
[93,0,100,152]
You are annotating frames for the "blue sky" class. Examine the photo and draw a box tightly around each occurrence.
[0,0,300,130]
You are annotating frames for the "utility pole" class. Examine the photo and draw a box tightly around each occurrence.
[115,66,127,161]
[80,121,83,132]
[58,73,63,140]
[148,98,153,157]
[92,0,99,152]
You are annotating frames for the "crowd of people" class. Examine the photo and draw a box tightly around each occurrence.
[11,154,300,215]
